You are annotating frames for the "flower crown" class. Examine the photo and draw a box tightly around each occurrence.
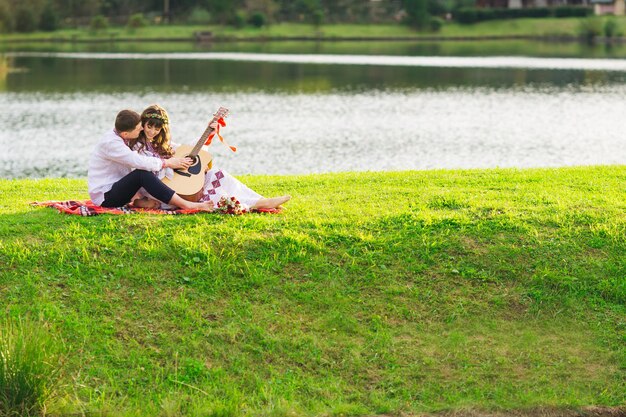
[145,113,169,124]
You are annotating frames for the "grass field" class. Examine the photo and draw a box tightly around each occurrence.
[0,166,625,416]
[0,17,624,43]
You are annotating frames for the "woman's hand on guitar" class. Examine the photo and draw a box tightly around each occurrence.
[208,121,218,130]
[164,157,194,170]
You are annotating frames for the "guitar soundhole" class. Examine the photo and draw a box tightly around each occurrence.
[187,155,202,175]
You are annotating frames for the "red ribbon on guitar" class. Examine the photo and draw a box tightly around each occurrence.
[204,117,236,152]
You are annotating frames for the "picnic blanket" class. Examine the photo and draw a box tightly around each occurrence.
[31,200,279,216]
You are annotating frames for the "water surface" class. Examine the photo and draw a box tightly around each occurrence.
[1,42,625,178]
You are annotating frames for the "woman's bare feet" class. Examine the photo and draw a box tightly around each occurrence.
[132,196,161,209]
[182,200,214,212]
[168,194,214,212]
[252,195,291,210]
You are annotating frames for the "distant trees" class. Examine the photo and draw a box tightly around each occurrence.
[403,0,429,29]
[0,0,60,32]
[0,0,448,33]
[39,2,60,31]
[207,0,238,24]
[0,1,10,32]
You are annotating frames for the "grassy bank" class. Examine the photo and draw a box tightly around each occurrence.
[0,166,625,416]
[0,18,623,43]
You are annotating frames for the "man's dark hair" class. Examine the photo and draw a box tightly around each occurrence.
[115,110,141,132]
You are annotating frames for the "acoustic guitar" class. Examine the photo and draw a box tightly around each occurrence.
[162,107,229,201]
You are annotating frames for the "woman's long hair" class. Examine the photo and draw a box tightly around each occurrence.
[128,104,174,158]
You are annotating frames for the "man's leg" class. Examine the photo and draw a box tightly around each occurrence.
[102,170,175,208]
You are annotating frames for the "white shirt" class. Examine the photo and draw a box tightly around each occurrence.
[88,129,163,205]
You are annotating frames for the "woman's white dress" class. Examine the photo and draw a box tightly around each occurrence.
[197,167,262,208]
[136,142,262,209]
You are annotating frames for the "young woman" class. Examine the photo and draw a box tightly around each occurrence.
[128,104,291,210]
[87,109,214,212]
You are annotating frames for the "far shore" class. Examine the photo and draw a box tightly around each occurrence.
[2,18,626,45]
[0,34,594,43]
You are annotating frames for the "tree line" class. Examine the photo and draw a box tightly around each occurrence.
[0,0,461,33]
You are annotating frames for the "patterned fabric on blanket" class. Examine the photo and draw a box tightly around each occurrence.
[31,200,279,216]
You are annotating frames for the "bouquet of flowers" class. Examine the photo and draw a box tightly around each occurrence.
[215,196,247,215]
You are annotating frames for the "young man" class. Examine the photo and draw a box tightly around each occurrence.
[87,109,213,211]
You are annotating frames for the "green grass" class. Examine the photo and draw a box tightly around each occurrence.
[0,166,625,416]
[0,316,64,416]
[0,18,624,43]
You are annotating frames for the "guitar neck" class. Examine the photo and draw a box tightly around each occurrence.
[188,117,217,157]
[186,107,229,156]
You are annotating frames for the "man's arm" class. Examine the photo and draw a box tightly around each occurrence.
[103,138,163,172]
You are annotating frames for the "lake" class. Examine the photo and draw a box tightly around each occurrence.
[1,40,625,178]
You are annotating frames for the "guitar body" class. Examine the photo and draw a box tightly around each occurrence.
[161,106,227,202]
[162,144,213,201]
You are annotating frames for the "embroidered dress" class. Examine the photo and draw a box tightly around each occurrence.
[198,168,262,208]
[136,142,262,209]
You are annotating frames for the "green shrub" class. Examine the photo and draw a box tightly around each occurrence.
[554,6,593,17]
[14,7,37,33]
[230,10,246,28]
[455,6,590,23]
[248,11,266,28]
[187,7,212,25]
[90,14,109,31]
[127,13,148,29]
[603,18,619,38]
[455,7,477,24]
[311,9,324,28]
[476,8,496,21]
[578,17,602,42]
[0,316,64,417]
[429,16,444,31]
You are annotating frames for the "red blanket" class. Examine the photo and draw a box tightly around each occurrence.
[31,200,279,216]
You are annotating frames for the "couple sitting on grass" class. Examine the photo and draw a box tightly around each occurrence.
[87,104,291,212]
